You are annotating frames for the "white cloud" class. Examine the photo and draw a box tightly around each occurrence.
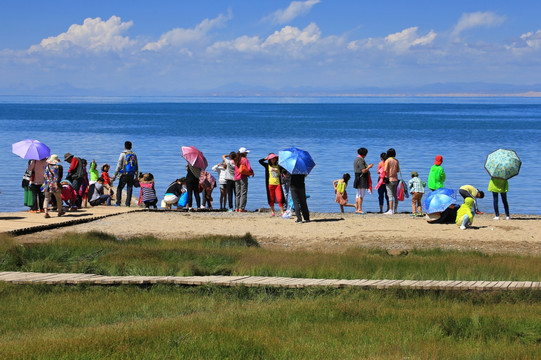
[348,27,436,53]
[208,35,262,53]
[451,11,505,38]
[519,30,541,50]
[386,27,437,52]
[505,29,541,57]
[207,23,322,56]
[142,12,231,51]
[265,0,320,25]
[262,23,321,47]
[28,16,134,54]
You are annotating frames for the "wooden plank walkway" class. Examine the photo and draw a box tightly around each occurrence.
[0,206,142,236]
[0,272,539,291]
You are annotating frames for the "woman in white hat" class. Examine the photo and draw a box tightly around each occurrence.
[42,154,64,218]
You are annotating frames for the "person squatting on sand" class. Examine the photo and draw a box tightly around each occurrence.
[88,177,112,207]
[138,173,158,209]
[259,153,286,217]
[456,197,475,230]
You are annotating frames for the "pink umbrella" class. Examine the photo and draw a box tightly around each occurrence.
[12,139,50,160]
[181,146,208,170]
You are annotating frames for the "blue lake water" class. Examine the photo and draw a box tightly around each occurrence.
[0,96,540,214]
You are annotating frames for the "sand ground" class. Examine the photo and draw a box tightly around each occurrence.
[17,210,541,256]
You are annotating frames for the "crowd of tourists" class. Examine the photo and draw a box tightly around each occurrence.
[22,141,510,227]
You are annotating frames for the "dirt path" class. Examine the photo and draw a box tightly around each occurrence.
[17,211,541,256]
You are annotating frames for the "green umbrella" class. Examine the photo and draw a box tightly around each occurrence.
[484,149,521,180]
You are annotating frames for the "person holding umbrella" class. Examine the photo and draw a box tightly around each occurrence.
[181,146,208,211]
[12,139,51,212]
[489,178,510,220]
[278,147,315,223]
[27,156,48,213]
[485,149,520,220]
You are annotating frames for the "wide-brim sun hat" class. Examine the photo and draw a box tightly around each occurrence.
[238,147,250,153]
[47,154,61,164]
[266,153,278,160]
[64,152,74,161]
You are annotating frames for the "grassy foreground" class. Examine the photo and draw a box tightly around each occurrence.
[0,232,540,359]
[1,231,540,281]
[0,284,540,359]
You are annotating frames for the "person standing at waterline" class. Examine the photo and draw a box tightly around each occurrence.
[428,155,446,191]
[384,148,400,214]
[113,141,138,207]
[353,147,373,214]
[222,152,237,212]
[375,153,390,213]
[234,147,253,212]
[489,177,510,220]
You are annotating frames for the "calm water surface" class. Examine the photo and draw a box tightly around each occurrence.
[0,96,539,214]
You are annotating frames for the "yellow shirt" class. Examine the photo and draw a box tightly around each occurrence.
[268,165,280,185]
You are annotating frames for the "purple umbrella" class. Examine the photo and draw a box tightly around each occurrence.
[12,139,51,160]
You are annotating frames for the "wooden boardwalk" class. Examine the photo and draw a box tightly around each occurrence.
[0,271,539,291]
[0,206,141,236]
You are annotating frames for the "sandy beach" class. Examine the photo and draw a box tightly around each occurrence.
[17,210,541,256]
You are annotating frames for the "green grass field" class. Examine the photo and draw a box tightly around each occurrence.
[0,232,540,359]
[1,231,540,281]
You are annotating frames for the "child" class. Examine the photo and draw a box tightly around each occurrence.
[138,173,158,208]
[199,170,216,209]
[212,162,228,210]
[333,173,355,213]
[456,197,475,230]
[408,171,426,216]
[101,163,115,200]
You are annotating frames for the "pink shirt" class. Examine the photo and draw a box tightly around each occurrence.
[384,158,400,182]
[234,157,252,181]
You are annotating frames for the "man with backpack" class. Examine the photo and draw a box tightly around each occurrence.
[113,141,139,207]
[64,153,85,210]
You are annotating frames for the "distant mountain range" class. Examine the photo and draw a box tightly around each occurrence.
[1,82,540,97]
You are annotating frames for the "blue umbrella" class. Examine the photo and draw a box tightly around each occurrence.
[278,147,316,175]
[424,188,457,214]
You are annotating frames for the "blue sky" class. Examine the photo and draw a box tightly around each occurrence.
[1,0,541,95]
